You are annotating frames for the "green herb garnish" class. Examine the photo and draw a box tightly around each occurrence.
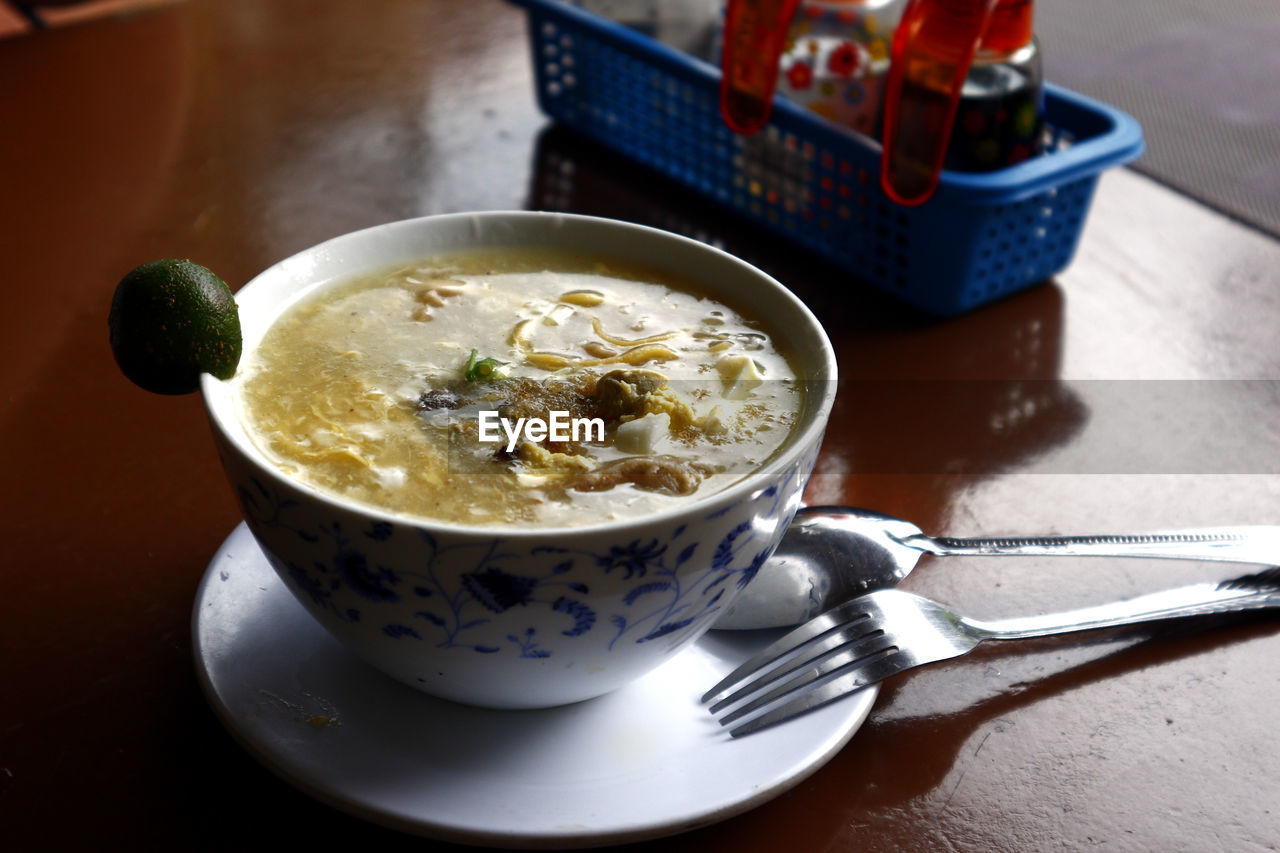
[464,349,509,382]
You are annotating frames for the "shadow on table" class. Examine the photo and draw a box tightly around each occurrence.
[823,609,1280,804]
[659,609,1280,852]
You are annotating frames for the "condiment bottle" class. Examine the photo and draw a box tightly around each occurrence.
[880,0,1043,205]
[774,0,906,137]
[720,0,906,135]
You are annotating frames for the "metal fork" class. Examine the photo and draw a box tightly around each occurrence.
[703,567,1280,737]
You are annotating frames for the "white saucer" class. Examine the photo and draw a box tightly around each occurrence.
[193,523,877,848]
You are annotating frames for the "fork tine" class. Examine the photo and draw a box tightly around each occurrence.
[707,621,884,715]
[713,629,898,725]
[724,652,910,738]
[701,596,875,706]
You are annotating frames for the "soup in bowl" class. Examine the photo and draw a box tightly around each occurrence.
[203,211,836,709]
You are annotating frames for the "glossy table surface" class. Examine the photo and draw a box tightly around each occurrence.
[2,1,1278,849]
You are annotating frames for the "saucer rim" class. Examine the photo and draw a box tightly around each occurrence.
[192,523,877,848]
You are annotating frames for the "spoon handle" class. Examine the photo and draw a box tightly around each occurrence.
[914,526,1280,565]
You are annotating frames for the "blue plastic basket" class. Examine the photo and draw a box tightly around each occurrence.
[508,0,1145,315]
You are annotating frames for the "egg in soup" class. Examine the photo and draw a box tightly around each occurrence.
[234,248,803,528]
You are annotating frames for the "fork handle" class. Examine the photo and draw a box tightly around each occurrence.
[971,578,1280,640]
[913,526,1280,565]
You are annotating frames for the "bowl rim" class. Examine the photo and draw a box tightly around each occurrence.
[202,210,838,539]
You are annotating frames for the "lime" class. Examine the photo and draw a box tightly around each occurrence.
[108,258,242,395]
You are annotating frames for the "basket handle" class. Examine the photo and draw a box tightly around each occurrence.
[880,0,1038,206]
[719,0,803,134]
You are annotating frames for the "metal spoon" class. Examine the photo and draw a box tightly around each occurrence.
[712,505,1280,630]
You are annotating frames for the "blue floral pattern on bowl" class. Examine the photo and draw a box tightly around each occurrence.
[220,436,818,708]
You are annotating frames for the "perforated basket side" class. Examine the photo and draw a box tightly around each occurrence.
[525,7,738,196]
[512,0,1142,315]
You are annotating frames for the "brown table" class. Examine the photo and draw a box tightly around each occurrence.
[3,1,1278,849]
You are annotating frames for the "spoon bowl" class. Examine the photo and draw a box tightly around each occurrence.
[713,506,1280,630]
[712,507,924,630]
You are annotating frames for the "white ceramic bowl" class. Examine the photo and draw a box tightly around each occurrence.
[202,211,837,709]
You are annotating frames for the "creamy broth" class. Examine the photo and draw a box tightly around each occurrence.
[235,249,803,527]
